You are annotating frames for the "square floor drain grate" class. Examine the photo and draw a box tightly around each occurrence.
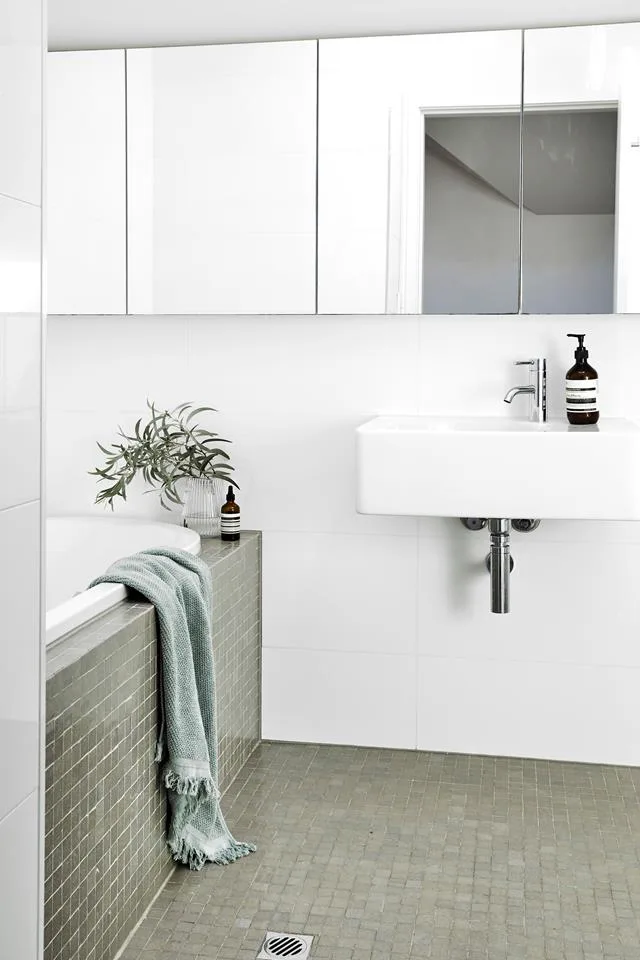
[257,931,313,959]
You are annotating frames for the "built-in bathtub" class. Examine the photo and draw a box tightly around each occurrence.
[44,521,262,960]
[45,515,200,645]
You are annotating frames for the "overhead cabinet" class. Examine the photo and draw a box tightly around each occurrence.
[47,50,127,315]
[48,23,640,317]
[126,41,317,314]
[47,41,317,315]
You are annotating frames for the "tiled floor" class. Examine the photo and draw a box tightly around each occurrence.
[121,742,640,960]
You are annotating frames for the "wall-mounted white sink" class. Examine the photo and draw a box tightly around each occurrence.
[356,415,640,521]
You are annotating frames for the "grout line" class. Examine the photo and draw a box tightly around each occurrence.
[0,190,40,209]
[112,865,176,960]
[0,787,39,830]
[0,498,40,515]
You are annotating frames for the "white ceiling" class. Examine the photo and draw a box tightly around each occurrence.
[48,0,640,51]
[427,111,617,215]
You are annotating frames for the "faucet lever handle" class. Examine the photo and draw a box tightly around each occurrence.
[514,359,538,366]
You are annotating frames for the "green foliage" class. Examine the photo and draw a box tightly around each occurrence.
[90,400,238,510]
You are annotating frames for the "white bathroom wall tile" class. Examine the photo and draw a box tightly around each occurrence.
[1,312,41,409]
[0,793,39,960]
[0,399,40,509]
[263,648,416,748]
[617,317,640,420]
[419,516,640,545]
[46,315,189,413]
[0,502,40,820]
[0,196,41,314]
[224,412,418,536]
[263,531,418,655]
[417,315,625,420]
[417,534,640,667]
[0,0,41,205]
[187,313,420,417]
[46,409,181,520]
[417,656,640,765]
[510,518,640,544]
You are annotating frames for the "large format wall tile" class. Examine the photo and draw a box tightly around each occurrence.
[0,502,40,821]
[263,531,418,655]
[263,647,416,748]
[417,656,640,765]
[0,793,40,960]
[417,533,640,667]
[0,0,42,204]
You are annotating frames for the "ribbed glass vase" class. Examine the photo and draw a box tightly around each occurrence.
[182,477,227,538]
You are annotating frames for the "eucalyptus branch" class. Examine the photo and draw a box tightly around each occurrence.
[90,400,239,509]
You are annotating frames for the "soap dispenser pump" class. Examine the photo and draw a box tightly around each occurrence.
[566,334,599,425]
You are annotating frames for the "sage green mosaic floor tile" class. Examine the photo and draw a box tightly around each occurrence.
[120,743,640,960]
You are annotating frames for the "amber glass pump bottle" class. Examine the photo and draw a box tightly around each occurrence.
[566,334,599,425]
[220,485,240,541]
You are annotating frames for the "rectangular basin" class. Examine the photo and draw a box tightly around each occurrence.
[356,415,640,520]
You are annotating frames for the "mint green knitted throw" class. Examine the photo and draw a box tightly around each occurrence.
[90,547,256,871]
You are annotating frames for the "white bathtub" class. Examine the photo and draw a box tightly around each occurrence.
[46,516,201,646]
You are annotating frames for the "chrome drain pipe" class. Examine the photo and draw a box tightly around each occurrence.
[487,518,512,614]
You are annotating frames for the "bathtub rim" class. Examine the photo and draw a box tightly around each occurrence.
[45,517,201,647]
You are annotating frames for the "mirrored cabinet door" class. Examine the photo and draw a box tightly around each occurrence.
[523,23,640,314]
[47,51,127,315]
[317,30,523,314]
[126,41,317,314]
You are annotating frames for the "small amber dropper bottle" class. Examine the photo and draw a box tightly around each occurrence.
[220,486,240,541]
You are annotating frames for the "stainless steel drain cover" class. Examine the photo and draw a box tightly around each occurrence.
[257,931,313,959]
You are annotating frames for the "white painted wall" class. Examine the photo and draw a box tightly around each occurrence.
[423,152,520,314]
[523,213,614,313]
[47,311,640,765]
[0,0,44,956]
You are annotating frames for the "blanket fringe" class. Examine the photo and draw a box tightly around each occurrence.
[169,836,257,872]
[164,770,218,802]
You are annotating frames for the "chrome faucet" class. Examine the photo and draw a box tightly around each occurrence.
[504,358,547,423]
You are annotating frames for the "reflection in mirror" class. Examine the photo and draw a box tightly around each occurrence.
[523,23,640,314]
[318,30,523,314]
[423,113,520,314]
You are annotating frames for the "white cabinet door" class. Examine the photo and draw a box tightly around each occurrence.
[127,41,317,315]
[47,50,126,315]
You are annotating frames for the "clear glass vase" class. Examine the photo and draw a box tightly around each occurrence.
[182,477,227,538]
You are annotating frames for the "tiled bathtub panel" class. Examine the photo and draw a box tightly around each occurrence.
[210,533,262,790]
[44,532,261,960]
[45,620,169,960]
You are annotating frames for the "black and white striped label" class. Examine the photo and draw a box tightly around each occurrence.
[220,514,241,535]
[566,379,598,413]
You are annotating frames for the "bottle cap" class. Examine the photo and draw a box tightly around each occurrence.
[226,485,235,502]
[567,333,588,361]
